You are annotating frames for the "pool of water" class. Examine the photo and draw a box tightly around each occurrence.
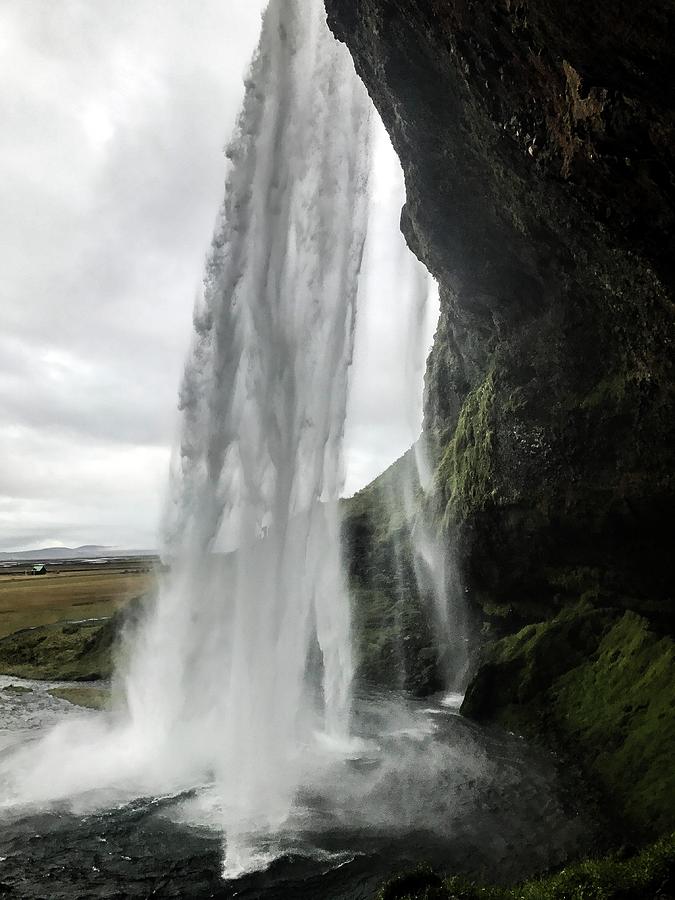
[0,682,595,898]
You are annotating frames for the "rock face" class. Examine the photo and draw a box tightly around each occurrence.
[327,0,674,631]
[327,0,675,835]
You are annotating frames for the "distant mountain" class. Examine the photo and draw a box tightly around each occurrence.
[0,546,157,562]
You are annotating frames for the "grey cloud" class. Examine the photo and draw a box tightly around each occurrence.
[0,0,434,551]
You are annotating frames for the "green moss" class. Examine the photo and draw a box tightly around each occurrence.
[552,612,675,833]
[378,832,675,899]
[545,566,603,596]
[0,596,147,683]
[0,618,116,681]
[462,605,675,835]
[350,585,442,695]
[579,371,629,410]
[343,448,421,541]
[577,364,663,413]
[435,372,496,525]
[351,587,403,687]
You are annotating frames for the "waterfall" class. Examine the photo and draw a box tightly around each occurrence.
[347,122,467,694]
[0,0,465,876]
[0,0,370,876]
[122,0,371,873]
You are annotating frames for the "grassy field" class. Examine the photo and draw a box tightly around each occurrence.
[0,565,156,639]
[0,561,157,684]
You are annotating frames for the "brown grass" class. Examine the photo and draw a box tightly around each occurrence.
[0,567,155,638]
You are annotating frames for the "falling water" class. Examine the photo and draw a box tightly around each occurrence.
[125,0,370,873]
[0,0,370,876]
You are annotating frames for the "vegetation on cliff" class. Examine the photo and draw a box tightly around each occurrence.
[0,597,145,682]
[342,450,444,695]
[48,685,110,710]
[0,618,117,681]
[326,0,674,625]
[435,372,496,525]
[462,603,675,836]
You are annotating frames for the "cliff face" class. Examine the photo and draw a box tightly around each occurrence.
[327,0,675,835]
[327,0,674,630]
[341,450,444,695]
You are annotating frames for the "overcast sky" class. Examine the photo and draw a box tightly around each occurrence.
[0,0,436,552]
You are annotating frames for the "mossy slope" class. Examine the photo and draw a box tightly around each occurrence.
[48,685,110,710]
[378,832,675,900]
[462,605,675,836]
[0,619,116,681]
[0,597,145,681]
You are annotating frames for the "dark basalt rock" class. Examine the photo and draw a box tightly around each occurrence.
[325,0,675,629]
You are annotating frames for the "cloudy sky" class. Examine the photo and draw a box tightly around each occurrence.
[0,0,436,552]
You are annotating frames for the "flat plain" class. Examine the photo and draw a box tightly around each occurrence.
[0,561,155,639]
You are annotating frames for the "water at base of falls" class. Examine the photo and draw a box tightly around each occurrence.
[0,682,596,899]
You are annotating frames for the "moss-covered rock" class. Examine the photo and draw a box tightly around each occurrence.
[552,613,675,834]
[1,683,33,695]
[462,605,675,835]
[351,586,442,695]
[378,832,675,899]
[0,619,116,681]
[342,450,445,695]
[0,597,146,682]
[435,372,496,524]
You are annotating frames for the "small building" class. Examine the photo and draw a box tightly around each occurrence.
[31,564,48,576]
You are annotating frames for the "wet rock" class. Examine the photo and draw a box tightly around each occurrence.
[325,0,675,627]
